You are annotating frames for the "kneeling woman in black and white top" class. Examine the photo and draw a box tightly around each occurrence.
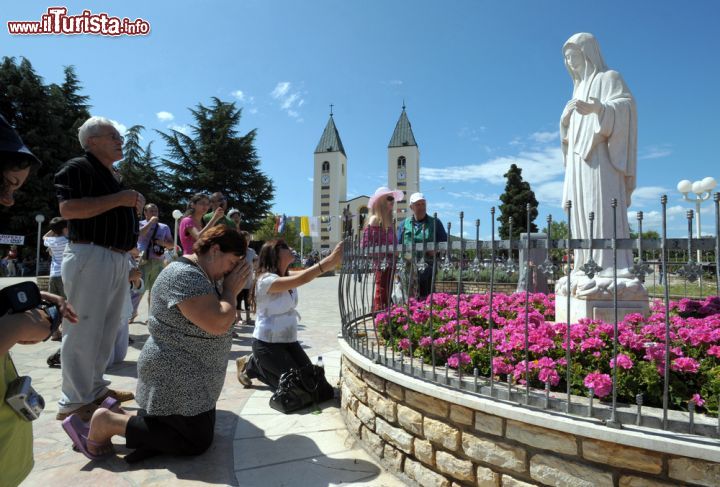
[236,239,343,390]
[62,225,251,462]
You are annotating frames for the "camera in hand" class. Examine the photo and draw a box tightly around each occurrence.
[5,376,45,421]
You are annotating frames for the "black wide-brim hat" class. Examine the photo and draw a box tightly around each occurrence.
[0,114,42,166]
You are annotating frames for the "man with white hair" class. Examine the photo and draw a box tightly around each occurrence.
[397,192,447,299]
[54,116,144,420]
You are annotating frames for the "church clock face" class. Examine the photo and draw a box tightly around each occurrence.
[397,169,406,180]
[321,174,330,185]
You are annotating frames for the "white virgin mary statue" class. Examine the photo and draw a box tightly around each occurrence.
[557,33,645,300]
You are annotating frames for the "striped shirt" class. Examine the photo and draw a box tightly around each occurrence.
[54,152,138,250]
[43,235,68,277]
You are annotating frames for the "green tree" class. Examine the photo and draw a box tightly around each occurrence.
[117,125,176,220]
[498,163,538,239]
[157,97,274,231]
[254,215,300,250]
[542,220,569,261]
[0,59,90,262]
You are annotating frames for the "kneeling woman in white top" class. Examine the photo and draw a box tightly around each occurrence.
[237,239,343,390]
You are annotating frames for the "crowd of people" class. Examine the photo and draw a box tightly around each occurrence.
[0,112,442,482]
[0,114,351,483]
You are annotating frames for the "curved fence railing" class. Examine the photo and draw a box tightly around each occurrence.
[338,194,720,441]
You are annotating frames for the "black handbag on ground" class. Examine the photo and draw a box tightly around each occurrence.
[269,364,334,414]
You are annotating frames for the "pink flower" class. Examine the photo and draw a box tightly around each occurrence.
[690,393,705,407]
[584,372,612,398]
[610,354,634,370]
[418,336,433,348]
[397,338,411,351]
[671,357,700,374]
[492,356,513,375]
[708,345,720,358]
[447,352,471,369]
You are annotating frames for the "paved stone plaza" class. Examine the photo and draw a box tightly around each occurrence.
[4,275,405,487]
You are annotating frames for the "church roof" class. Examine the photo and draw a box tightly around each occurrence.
[388,108,417,148]
[314,115,346,156]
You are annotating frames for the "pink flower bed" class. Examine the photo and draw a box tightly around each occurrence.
[375,293,720,414]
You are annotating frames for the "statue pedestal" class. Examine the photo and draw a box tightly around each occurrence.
[555,296,649,324]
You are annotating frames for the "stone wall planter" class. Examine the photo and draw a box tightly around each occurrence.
[339,339,720,487]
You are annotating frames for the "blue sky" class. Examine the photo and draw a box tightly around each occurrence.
[4,0,720,237]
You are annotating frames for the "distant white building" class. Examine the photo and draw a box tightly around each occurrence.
[312,106,420,249]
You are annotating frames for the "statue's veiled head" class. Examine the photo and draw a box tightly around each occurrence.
[563,33,608,82]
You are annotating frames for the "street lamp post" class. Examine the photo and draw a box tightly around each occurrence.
[677,176,717,262]
[299,232,305,265]
[35,214,45,277]
[172,209,184,257]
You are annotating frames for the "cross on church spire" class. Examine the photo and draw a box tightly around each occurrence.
[330,104,334,117]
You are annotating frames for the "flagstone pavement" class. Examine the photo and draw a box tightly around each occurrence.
[3,275,405,487]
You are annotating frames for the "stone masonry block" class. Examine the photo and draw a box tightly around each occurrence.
[449,404,473,426]
[342,369,367,402]
[386,381,404,401]
[397,404,423,436]
[376,417,414,454]
[424,417,460,451]
[343,409,362,436]
[461,432,526,473]
[530,453,613,487]
[355,402,376,430]
[362,370,385,393]
[342,356,363,377]
[405,458,451,487]
[506,420,577,456]
[381,444,404,471]
[619,476,677,487]
[406,389,448,418]
[367,388,396,422]
[361,425,384,459]
[474,410,504,437]
[414,438,434,466]
[582,438,662,474]
[476,466,500,487]
[668,457,720,487]
[501,475,536,487]
[435,451,475,483]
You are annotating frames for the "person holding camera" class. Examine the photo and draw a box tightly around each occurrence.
[137,203,174,307]
[0,114,78,486]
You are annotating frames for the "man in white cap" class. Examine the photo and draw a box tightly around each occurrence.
[397,192,447,299]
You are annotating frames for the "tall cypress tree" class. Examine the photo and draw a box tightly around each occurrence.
[498,163,539,239]
[158,97,274,231]
[117,125,176,219]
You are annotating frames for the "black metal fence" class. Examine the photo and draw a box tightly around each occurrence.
[339,194,720,440]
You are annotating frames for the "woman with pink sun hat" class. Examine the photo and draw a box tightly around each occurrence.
[362,186,404,311]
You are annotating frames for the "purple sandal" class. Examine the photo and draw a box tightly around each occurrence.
[62,414,115,460]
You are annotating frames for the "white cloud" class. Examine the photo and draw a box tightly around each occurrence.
[271,82,290,99]
[169,124,191,135]
[248,107,259,115]
[630,186,671,207]
[535,181,565,207]
[109,120,127,136]
[271,81,305,119]
[530,131,559,144]
[639,145,672,160]
[388,80,403,86]
[156,111,174,122]
[307,177,314,183]
[421,146,564,186]
[447,191,498,203]
[458,126,486,142]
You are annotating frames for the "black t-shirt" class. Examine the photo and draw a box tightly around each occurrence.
[54,152,138,250]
